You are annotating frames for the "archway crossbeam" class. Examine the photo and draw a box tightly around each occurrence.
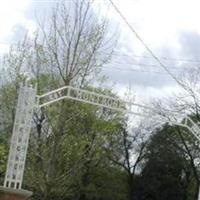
[37,85,146,116]
[174,116,200,141]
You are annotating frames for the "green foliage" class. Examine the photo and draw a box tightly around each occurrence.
[0,143,7,184]
[131,124,198,200]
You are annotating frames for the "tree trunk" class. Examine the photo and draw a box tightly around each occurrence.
[128,174,134,200]
[195,181,200,200]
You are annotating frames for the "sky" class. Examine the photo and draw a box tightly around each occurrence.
[1,0,200,103]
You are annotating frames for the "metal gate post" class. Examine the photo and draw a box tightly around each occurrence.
[4,83,36,190]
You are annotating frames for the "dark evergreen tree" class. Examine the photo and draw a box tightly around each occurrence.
[133,124,188,200]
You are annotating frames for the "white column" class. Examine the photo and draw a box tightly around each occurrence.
[4,83,36,189]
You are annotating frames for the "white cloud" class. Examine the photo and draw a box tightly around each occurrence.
[99,0,200,55]
[0,0,197,101]
[0,0,35,53]
[93,0,200,100]
[114,82,181,104]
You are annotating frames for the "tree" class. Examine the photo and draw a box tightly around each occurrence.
[0,142,7,185]
[151,67,200,199]
[135,124,188,200]
[22,81,127,200]
[12,0,115,89]
[0,0,121,199]
[105,121,148,200]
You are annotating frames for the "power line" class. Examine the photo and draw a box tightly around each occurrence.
[108,0,188,91]
[111,59,195,71]
[1,40,199,64]
[102,66,170,75]
[101,63,189,76]
[1,42,200,64]
[111,52,200,64]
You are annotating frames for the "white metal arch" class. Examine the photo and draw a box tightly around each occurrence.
[4,83,200,194]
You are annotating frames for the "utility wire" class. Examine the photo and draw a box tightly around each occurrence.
[108,0,188,91]
[105,63,182,75]
[110,52,200,64]
[0,40,199,63]
[102,66,171,75]
[110,59,195,71]
[102,63,190,76]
